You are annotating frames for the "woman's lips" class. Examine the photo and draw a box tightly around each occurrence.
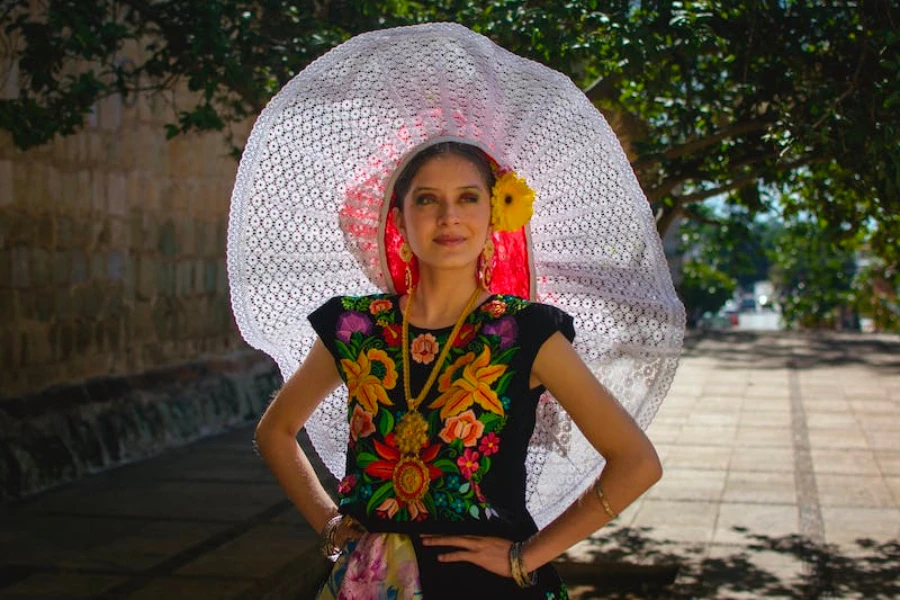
[433,236,466,246]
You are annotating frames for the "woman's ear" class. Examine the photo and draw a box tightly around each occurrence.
[391,206,405,238]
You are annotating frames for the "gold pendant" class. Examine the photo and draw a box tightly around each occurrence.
[393,455,431,503]
[395,411,429,456]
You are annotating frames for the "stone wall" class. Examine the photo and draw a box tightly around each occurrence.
[0,46,280,500]
[0,87,247,397]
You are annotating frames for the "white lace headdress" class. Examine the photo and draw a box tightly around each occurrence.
[227,22,685,528]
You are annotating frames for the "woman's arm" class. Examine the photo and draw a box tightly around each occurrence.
[423,331,662,576]
[254,338,345,535]
[520,331,663,572]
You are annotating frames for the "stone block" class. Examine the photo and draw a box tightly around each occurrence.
[128,213,144,250]
[124,252,136,299]
[175,260,191,297]
[46,165,63,209]
[108,217,127,248]
[156,261,175,297]
[0,327,17,369]
[71,251,88,284]
[107,251,125,282]
[0,248,10,287]
[0,160,12,206]
[0,288,16,320]
[99,94,123,131]
[57,215,74,247]
[107,172,127,217]
[215,258,227,295]
[192,258,204,295]
[55,288,73,320]
[158,220,177,257]
[215,218,226,252]
[89,170,105,214]
[60,170,79,211]
[35,212,55,244]
[143,174,162,213]
[30,248,51,287]
[180,218,195,256]
[22,325,53,365]
[90,253,106,281]
[34,291,54,322]
[26,162,49,208]
[52,250,69,285]
[136,256,155,300]
[74,320,93,354]
[203,259,217,294]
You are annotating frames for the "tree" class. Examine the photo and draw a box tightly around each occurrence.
[2,1,898,260]
[768,217,858,329]
[676,260,737,327]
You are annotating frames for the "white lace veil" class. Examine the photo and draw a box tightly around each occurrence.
[227,23,685,528]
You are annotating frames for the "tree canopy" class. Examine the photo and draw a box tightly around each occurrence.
[2,1,898,262]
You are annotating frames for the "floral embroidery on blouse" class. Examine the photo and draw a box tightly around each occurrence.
[331,294,530,522]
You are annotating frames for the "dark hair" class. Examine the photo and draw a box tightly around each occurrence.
[392,142,496,210]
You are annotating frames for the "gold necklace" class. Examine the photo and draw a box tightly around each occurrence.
[389,286,482,506]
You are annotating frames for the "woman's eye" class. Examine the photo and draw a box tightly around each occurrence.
[461,194,480,203]
[414,195,436,205]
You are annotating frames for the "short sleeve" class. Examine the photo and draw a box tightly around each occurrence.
[516,302,576,377]
[307,296,345,361]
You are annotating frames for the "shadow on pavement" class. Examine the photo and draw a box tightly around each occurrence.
[561,526,899,599]
[683,331,900,373]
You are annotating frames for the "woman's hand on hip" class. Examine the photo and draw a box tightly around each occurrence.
[420,534,514,578]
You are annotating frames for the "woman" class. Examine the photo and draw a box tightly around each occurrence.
[229,23,684,599]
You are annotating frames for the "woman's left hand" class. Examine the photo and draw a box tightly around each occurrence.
[420,535,514,578]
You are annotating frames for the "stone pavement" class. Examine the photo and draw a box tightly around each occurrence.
[1,332,898,599]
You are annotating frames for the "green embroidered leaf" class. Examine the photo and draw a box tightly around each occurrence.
[356,452,379,468]
[495,371,514,395]
[468,505,480,519]
[481,456,492,473]
[458,482,470,494]
[495,346,518,365]
[366,482,394,514]
[480,413,501,429]
[378,410,394,436]
[335,339,353,360]
[433,458,458,472]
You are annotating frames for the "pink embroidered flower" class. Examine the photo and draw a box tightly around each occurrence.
[376,498,399,519]
[369,298,393,315]
[481,299,507,318]
[337,311,374,343]
[438,410,485,447]
[482,316,518,349]
[410,333,439,365]
[349,405,376,441]
[457,448,481,479]
[338,474,357,494]
[478,432,501,456]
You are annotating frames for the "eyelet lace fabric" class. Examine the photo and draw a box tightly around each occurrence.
[227,23,685,528]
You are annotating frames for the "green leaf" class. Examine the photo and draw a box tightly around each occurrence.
[356,452,378,468]
[366,482,394,514]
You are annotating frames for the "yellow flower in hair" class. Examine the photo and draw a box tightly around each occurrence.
[490,171,535,232]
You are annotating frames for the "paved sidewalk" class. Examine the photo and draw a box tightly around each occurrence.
[1,332,898,599]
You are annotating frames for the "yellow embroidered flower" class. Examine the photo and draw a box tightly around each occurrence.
[428,346,506,419]
[341,348,397,413]
[490,171,535,232]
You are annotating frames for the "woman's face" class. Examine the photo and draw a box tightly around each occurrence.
[392,153,492,275]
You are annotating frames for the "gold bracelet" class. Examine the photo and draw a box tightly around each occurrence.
[320,513,343,558]
[508,541,536,588]
[594,481,618,520]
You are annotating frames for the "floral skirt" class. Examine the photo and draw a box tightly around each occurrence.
[315,532,569,600]
[316,533,423,600]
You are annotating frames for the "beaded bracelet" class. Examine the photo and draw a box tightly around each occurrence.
[508,541,536,588]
